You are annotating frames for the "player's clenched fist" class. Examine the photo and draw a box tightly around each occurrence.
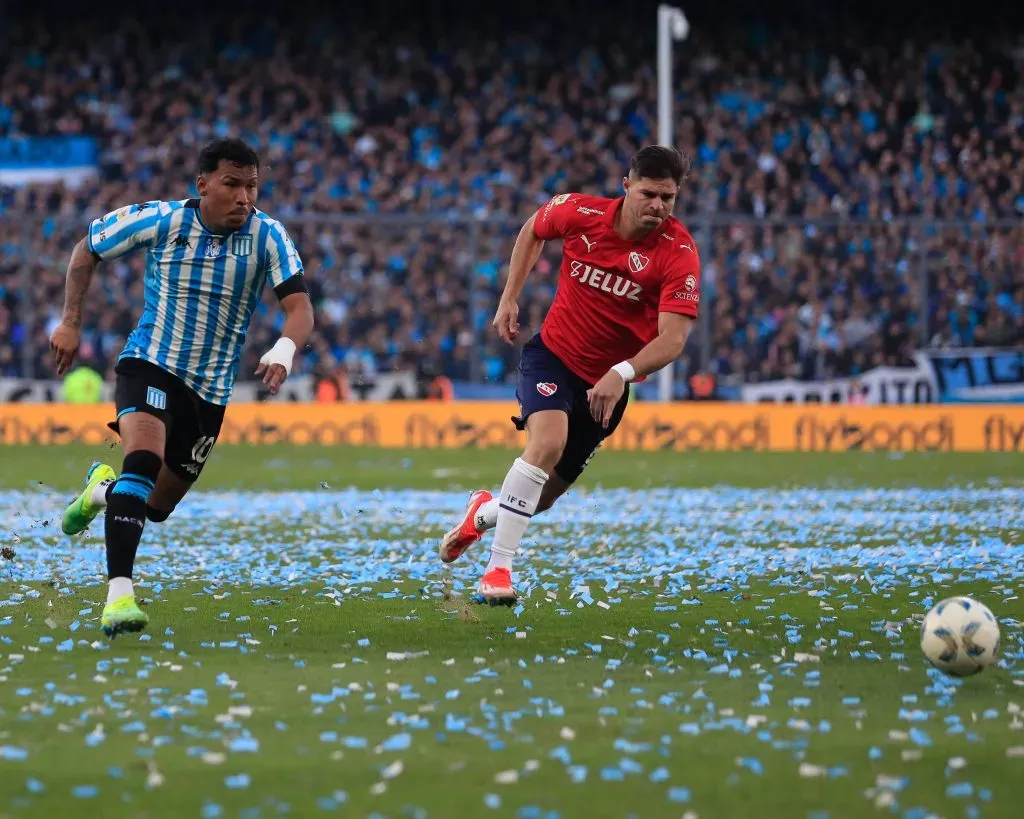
[492,299,520,344]
[49,321,81,376]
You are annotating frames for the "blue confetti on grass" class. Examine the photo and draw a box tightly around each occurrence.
[737,758,764,775]
[0,485,1019,817]
[72,785,98,798]
[0,487,1020,590]
[227,737,260,753]
[379,732,412,752]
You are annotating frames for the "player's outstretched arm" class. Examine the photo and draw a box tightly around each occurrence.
[493,213,545,344]
[49,237,102,375]
[586,313,694,427]
[256,291,314,395]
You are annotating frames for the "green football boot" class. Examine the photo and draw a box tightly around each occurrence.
[61,461,116,535]
[101,595,149,638]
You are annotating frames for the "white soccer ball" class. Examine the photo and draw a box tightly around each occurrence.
[920,596,1000,677]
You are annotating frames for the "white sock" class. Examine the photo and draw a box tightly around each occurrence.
[107,576,134,604]
[90,479,114,507]
[487,458,548,573]
[478,498,500,531]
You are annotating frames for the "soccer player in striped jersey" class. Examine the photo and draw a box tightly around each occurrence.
[48,138,314,637]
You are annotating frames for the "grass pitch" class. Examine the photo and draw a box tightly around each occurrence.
[0,445,1021,818]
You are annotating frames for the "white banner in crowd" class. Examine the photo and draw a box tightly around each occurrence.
[741,348,1024,405]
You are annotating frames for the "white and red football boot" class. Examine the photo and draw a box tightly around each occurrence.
[439,490,493,564]
[473,567,517,606]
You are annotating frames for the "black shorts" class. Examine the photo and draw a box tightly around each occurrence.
[108,358,226,482]
[511,333,628,484]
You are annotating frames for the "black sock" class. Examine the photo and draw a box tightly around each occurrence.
[105,451,162,580]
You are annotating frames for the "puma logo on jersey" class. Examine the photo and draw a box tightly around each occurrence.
[569,261,642,301]
[679,243,694,252]
[580,234,596,251]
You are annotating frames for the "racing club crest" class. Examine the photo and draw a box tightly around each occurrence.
[231,233,253,257]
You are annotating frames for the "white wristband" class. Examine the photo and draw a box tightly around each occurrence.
[259,337,297,376]
[611,360,636,382]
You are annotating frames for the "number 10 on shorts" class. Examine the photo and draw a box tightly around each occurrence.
[191,436,215,464]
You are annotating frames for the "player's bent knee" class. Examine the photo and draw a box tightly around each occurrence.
[145,505,173,523]
[523,411,569,473]
[523,439,566,474]
[149,465,195,511]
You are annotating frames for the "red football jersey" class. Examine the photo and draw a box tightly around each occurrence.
[531,193,701,384]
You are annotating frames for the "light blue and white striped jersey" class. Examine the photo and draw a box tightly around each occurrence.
[88,199,304,406]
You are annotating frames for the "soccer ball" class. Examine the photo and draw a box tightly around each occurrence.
[920,596,1000,677]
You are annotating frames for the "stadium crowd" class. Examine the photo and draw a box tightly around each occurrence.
[1,6,1022,396]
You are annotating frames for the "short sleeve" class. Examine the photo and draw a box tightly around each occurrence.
[264,220,304,289]
[532,193,582,240]
[88,201,166,260]
[659,247,701,318]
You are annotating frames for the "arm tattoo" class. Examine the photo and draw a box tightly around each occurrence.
[62,238,100,328]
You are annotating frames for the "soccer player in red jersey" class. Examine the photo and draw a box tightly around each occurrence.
[439,146,701,604]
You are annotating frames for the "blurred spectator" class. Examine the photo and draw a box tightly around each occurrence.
[1,5,1022,389]
[61,364,103,404]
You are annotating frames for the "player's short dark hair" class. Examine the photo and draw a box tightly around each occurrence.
[629,146,690,185]
[198,138,260,175]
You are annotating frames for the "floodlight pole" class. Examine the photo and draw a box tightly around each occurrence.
[656,5,690,402]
